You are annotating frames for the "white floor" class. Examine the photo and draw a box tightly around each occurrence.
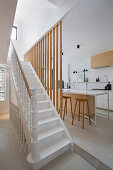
[0,113,96,170]
[63,111,113,169]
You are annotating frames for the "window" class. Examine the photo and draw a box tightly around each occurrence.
[0,68,6,101]
[11,26,17,40]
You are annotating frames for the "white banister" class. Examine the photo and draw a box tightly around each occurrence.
[9,42,40,160]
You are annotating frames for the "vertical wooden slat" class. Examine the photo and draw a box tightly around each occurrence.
[39,41,40,79]
[50,31,52,100]
[40,40,42,82]
[37,43,39,76]
[56,25,58,111]
[47,33,49,95]
[33,46,35,70]
[31,49,33,67]
[45,36,46,89]
[43,38,44,86]
[60,21,62,119]
[35,44,37,73]
[34,45,36,72]
[53,28,55,106]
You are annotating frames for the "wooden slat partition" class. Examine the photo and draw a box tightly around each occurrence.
[24,21,63,118]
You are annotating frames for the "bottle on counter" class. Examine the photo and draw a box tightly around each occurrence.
[68,80,71,89]
[105,82,112,90]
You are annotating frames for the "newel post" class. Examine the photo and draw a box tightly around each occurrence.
[30,89,40,161]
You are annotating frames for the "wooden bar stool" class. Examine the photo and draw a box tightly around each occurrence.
[63,95,73,124]
[72,98,91,129]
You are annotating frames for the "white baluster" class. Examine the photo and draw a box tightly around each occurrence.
[30,93,40,161]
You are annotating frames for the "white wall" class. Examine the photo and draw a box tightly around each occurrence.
[14,0,81,60]
[62,0,113,83]
[0,0,17,64]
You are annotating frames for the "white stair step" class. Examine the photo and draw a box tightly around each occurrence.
[36,94,47,101]
[38,108,55,121]
[31,88,43,94]
[39,117,58,126]
[38,108,54,113]
[39,127,64,141]
[37,101,50,110]
[40,138,70,159]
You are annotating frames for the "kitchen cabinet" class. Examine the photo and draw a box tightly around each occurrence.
[91,50,113,68]
[97,92,113,111]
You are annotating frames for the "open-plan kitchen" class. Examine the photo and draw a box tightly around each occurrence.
[61,1,113,169]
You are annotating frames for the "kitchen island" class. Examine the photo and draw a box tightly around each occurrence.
[62,89,109,125]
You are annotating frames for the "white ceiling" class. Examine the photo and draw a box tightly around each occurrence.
[0,0,17,64]
[15,0,78,20]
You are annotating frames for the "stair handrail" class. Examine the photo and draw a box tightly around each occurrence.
[11,42,32,98]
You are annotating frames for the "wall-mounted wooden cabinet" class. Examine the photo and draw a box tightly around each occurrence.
[91,50,113,68]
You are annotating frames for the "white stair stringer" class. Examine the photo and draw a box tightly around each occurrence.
[21,61,73,170]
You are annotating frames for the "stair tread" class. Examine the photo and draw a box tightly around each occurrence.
[39,127,64,141]
[38,108,54,113]
[37,100,49,104]
[36,94,46,96]
[40,138,70,159]
[39,117,58,125]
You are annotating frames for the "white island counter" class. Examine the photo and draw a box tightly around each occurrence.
[62,89,110,125]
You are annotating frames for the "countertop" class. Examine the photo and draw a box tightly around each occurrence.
[62,89,111,96]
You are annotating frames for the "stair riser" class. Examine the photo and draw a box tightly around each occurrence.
[31,89,43,94]
[39,120,59,133]
[39,131,65,149]
[37,102,50,110]
[36,95,47,102]
[38,110,54,120]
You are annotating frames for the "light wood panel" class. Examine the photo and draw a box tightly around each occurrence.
[61,93,94,116]
[91,50,113,68]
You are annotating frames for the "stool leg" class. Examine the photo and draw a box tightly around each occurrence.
[63,99,66,120]
[87,100,91,125]
[72,100,77,125]
[70,98,73,125]
[66,98,67,115]
[82,101,84,129]
[78,101,80,121]
[74,100,77,116]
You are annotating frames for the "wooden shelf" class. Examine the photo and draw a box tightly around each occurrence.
[91,50,113,68]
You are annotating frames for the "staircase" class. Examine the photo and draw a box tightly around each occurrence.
[9,43,73,170]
